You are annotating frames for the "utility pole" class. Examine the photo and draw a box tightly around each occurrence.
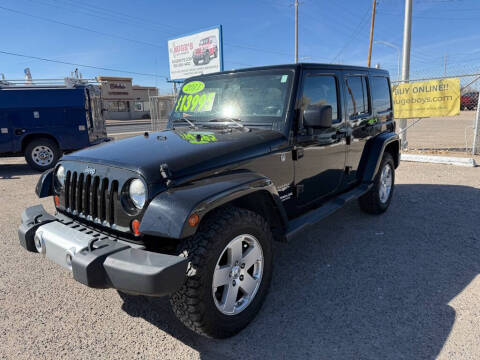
[367,0,377,67]
[295,0,299,63]
[399,0,412,150]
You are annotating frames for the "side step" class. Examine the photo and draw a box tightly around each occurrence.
[285,183,372,241]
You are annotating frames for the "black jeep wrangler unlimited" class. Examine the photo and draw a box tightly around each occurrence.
[19,64,399,338]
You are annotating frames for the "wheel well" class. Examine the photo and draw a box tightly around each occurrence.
[200,191,287,242]
[384,140,400,168]
[21,134,59,152]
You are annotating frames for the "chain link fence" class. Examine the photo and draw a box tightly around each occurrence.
[391,63,480,156]
[149,95,175,131]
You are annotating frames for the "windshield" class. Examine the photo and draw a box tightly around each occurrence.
[169,69,294,128]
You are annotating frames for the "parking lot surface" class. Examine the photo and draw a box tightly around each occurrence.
[1,157,479,360]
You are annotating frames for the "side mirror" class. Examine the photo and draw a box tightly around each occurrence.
[303,104,332,129]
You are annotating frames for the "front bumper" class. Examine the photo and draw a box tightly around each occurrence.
[18,205,187,296]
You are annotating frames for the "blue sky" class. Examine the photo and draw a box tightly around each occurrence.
[1,0,479,93]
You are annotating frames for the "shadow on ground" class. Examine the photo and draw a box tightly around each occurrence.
[0,162,38,179]
[120,184,480,360]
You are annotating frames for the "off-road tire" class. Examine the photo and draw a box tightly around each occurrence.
[170,206,273,338]
[358,152,395,214]
[24,137,61,171]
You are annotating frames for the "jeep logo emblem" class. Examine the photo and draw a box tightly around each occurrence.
[84,167,96,175]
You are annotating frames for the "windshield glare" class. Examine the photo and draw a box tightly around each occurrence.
[170,70,294,128]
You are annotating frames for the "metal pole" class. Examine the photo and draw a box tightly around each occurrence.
[444,54,447,77]
[399,0,412,150]
[374,41,401,81]
[473,94,480,155]
[367,0,377,67]
[295,0,299,64]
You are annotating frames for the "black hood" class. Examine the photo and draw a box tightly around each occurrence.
[62,128,287,183]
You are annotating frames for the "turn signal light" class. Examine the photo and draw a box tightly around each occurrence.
[131,219,141,236]
[188,213,199,227]
[54,195,60,207]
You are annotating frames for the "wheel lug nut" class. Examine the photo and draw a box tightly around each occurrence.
[239,275,244,281]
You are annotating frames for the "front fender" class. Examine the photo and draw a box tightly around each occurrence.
[35,168,54,198]
[139,172,287,239]
[358,132,400,183]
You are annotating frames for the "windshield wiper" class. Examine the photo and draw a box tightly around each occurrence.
[207,117,248,130]
[172,117,196,129]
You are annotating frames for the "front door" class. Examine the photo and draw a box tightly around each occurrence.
[294,70,347,209]
[0,114,13,153]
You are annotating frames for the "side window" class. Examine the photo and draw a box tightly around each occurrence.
[371,77,392,112]
[301,75,339,123]
[346,76,369,119]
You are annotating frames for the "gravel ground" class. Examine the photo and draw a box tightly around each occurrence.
[0,157,479,360]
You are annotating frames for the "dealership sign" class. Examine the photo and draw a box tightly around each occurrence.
[392,78,460,118]
[168,26,223,81]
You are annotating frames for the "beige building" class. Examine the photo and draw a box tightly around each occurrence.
[96,76,159,120]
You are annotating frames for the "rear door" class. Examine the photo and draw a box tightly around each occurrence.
[343,72,375,185]
[86,86,107,142]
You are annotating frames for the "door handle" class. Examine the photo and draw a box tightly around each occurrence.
[14,128,26,136]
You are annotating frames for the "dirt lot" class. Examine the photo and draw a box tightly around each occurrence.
[0,157,479,360]
[406,110,478,155]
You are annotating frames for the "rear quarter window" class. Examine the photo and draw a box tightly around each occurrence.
[371,76,392,113]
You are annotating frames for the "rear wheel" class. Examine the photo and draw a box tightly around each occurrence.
[24,138,61,171]
[170,206,273,338]
[359,152,395,214]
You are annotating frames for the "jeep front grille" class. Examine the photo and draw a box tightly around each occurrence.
[64,170,119,226]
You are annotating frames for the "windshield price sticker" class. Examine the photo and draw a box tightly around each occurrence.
[182,81,205,94]
[175,92,216,112]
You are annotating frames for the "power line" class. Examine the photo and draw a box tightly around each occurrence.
[0,5,165,49]
[22,0,178,36]
[331,7,371,63]
[0,50,167,78]
[7,2,294,58]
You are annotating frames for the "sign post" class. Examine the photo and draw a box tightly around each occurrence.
[167,26,223,82]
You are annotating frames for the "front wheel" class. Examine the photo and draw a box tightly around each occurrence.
[170,206,273,338]
[358,152,395,214]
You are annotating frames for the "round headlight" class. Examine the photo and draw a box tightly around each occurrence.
[56,165,66,188]
[129,179,146,209]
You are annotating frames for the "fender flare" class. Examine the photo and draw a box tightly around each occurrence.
[35,168,54,198]
[139,172,288,239]
[358,132,400,183]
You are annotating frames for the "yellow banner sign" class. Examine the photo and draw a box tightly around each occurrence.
[392,78,460,118]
